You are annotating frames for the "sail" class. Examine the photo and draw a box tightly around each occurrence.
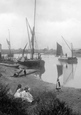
[57,64,63,77]
[56,42,63,56]
[63,64,74,85]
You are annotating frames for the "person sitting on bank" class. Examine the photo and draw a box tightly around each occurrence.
[24,69,26,76]
[13,67,23,77]
[14,85,33,103]
[14,72,19,77]
[14,85,40,104]
[20,87,34,103]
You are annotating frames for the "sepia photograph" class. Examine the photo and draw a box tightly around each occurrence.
[0,0,81,115]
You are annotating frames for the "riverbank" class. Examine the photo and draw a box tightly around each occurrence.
[0,65,81,114]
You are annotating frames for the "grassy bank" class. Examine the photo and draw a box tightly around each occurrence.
[0,65,81,114]
[0,83,79,115]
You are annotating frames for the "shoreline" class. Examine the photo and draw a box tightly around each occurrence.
[0,65,81,113]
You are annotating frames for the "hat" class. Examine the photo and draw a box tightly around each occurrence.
[17,84,22,88]
[24,86,30,91]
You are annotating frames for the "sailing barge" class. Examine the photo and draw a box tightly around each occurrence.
[56,37,77,64]
[18,0,45,69]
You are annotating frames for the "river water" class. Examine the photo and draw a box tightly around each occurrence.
[15,54,81,89]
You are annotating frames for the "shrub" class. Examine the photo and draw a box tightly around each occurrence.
[0,84,29,115]
[27,91,74,115]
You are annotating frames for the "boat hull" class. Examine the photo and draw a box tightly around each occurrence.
[18,59,45,69]
[58,57,78,64]
[0,63,19,68]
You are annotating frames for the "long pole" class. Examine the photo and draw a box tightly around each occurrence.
[31,0,36,59]
[34,0,36,31]
[8,29,11,55]
[71,43,73,57]
[61,36,71,51]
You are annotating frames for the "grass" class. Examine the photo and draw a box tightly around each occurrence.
[0,83,80,115]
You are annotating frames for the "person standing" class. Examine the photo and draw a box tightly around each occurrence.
[56,78,61,91]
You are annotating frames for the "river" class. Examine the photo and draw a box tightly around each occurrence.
[15,54,81,89]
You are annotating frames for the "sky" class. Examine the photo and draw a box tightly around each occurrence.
[0,0,81,49]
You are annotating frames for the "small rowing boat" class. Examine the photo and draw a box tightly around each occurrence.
[0,63,19,68]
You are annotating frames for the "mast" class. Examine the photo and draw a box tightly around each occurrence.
[22,43,27,57]
[71,43,73,57]
[8,29,11,56]
[31,0,36,59]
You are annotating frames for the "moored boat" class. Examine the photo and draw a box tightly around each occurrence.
[56,37,78,64]
[18,0,45,69]
[18,58,45,69]
[58,56,77,64]
[0,63,19,68]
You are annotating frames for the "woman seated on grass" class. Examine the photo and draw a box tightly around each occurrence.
[14,84,23,98]
[20,87,33,103]
[14,84,33,103]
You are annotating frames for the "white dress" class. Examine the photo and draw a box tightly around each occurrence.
[14,89,21,98]
[56,81,61,89]
[20,90,33,102]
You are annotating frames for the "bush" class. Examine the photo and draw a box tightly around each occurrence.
[0,84,29,115]
[27,91,73,115]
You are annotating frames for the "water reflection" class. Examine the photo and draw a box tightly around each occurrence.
[56,63,77,86]
[34,66,45,79]
[56,64,63,89]
[63,64,74,85]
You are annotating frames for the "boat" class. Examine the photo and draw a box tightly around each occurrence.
[0,63,19,68]
[56,37,78,64]
[18,0,45,69]
[0,39,15,65]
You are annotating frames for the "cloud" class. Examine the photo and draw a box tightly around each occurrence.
[0,0,81,49]
[35,18,81,49]
[36,0,81,22]
[0,13,27,49]
[0,0,81,22]
[0,0,14,14]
